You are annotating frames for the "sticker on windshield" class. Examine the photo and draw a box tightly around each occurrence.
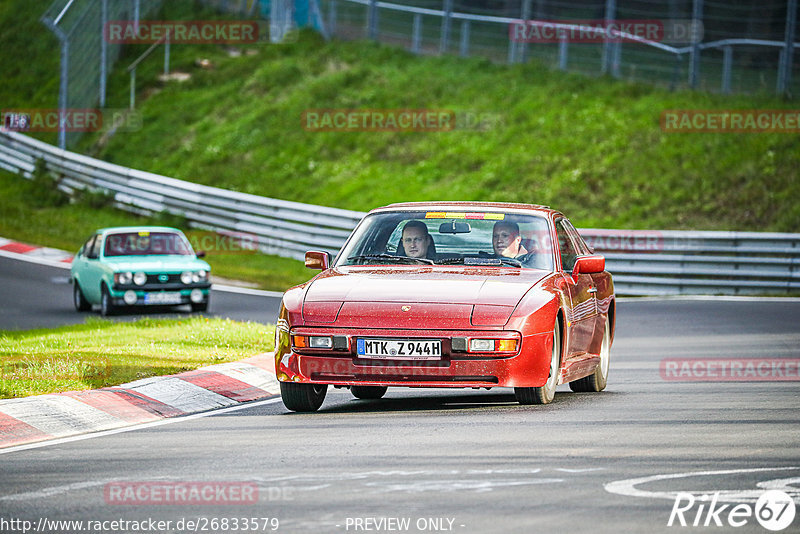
[425,212,505,220]
[138,231,150,236]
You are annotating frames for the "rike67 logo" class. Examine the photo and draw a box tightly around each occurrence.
[668,490,796,531]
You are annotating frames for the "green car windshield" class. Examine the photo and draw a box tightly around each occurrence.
[337,210,554,270]
[104,232,193,257]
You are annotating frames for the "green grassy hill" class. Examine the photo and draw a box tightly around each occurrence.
[3,1,799,234]
[85,31,800,232]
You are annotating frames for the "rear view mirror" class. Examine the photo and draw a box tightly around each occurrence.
[572,255,605,275]
[439,221,471,234]
[305,250,331,270]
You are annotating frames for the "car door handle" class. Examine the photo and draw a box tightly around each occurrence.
[588,287,598,294]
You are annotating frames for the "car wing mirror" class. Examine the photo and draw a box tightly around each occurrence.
[305,250,331,270]
[572,254,605,275]
[196,250,206,258]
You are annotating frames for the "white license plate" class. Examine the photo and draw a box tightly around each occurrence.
[144,292,183,305]
[356,339,442,360]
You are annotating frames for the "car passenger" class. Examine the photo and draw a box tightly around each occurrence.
[399,221,436,260]
[492,221,528,258]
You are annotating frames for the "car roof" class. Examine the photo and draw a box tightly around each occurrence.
[372,201,560,218]
[96,226,182,235]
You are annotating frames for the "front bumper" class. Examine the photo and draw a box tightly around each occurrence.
[275,327,553,389]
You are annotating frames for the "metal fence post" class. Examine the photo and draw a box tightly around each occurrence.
[164,31,170,75]
[601,0,616,74]
[133,0,140,32]
[688,0,703,88]
[722,45,732,94]
[519,0,531,63]
[558,35,568,70]
[777,0,797,95]
[367,0,378,40]
[459,20,470,57]
[411,13,422,53]
[328,0,337,38]
[58,35,69,150]
[100,0,108,108]
[440,0,453,54]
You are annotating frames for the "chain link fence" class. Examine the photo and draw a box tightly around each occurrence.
[41,0,167,149]
[319,0,799,96]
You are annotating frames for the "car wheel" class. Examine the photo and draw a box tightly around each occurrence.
[569,315,611,393]
[280,382,327,412]
[73,282,91,312]
[191,298,209,312]
[351,386,388,400]
[515,321,561,405]
[100,285,116,317]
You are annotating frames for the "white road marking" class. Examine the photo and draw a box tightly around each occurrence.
[0,395,128,437]
[210,361,281,393]
[604,467,800,503]
[0,397,283,456]
[117,377,237,413]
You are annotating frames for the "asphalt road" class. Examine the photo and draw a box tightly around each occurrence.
[1,276,799,533]
[0,255,281,330]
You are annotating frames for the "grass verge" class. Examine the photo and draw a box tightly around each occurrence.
[0,169,314,292]
[0,317,275,399]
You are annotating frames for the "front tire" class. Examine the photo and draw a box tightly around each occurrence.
[351,386,387,399]
[280,382,327,412]
[100,284,116,317]
[515,321,561,405]
[73,282,91,312]
[569,315,611,393]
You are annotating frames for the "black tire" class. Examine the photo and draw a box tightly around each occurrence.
[280,382,327,412]
[515,321,561,405]
[569,315,611,393]
[351,385,388,400]
[73,282,91,312]
[191,297,209,312]
[100,284,116,317]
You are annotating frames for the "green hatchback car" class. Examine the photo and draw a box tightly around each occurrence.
[70,226,212,316]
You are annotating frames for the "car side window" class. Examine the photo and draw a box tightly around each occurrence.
[88,235,102,259]
[555,220,579,271]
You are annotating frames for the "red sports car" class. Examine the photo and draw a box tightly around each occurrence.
[274,202,614,412]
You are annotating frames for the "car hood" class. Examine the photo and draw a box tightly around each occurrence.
[302,266,550,327]
[100,256,210,272]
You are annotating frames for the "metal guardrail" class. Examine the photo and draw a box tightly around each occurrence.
[1,130,799,296]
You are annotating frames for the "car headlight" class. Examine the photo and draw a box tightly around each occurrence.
[114,272,133,285]
[181,271,193,284]
[195,270,208,282]
[133,271,147,286]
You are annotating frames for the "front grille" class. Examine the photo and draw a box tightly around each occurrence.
[146,273,181,284]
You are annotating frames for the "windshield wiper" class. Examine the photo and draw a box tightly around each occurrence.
[348,254,434,265]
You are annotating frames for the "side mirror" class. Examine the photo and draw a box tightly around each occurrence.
[305,250,331,270]
[572,254,605,275]
[196,250,206,258]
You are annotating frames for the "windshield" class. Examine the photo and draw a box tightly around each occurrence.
[336,210,554,270]
[103,231,194,257]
